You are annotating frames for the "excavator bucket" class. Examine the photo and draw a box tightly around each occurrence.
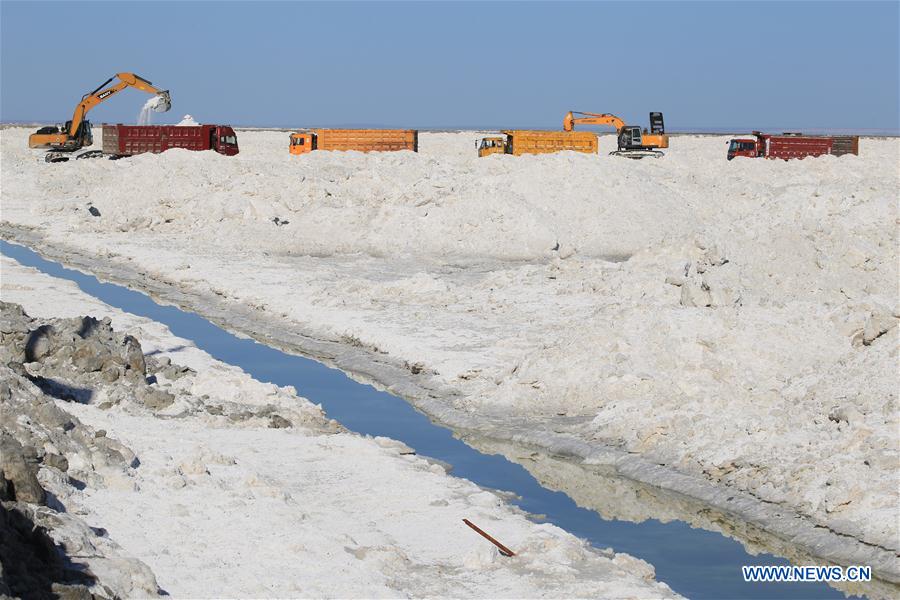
[153,91,172,113]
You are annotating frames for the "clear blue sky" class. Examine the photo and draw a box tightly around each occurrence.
[2,1,898,131]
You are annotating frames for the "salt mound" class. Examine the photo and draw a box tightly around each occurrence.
[177,115,199,127]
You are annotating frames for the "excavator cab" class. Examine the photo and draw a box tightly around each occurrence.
[35,120,94,154]
[66,119,93,149]
[618,126,644,151]
[477,136,507,157]
[31,119,94,151]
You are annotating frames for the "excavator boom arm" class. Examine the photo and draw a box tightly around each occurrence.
[563,111,626,132]
[68,72,170,137]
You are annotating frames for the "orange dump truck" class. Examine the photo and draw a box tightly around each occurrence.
[477,130,598,157]
[290,129,418,154]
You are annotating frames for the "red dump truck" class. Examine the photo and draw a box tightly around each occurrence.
[102,124,240,157]
[727,132,858,160]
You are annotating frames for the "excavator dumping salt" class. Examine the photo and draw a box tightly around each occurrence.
[29,72,171,162]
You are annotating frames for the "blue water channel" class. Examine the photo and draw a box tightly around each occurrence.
[0,240,849,600]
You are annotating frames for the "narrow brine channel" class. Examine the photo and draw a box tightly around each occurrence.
[1,240,852,600]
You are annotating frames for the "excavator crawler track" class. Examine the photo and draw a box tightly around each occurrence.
[45,152,71,163]
[610,149,665,159]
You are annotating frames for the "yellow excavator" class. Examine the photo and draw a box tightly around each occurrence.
[563,111,668,158]
[29,72,171,162]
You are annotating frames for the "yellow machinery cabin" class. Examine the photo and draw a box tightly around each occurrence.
[477,131,598,157]
[290,129,418,154]
[289,132,314,155]
[477,136,507,157]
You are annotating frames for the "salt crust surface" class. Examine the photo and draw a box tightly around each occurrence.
[1,127,897,553]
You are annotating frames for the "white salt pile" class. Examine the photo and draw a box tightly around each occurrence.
[176,114,199,126]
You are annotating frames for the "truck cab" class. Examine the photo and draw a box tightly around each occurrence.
[477,136,507,157]
[727,138,759,160]
[290,132,314,155]
[213,126,240,155]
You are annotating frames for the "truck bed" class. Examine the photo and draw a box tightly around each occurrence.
[102,124,216,156]
[764,134,859,159]
[830,136,859,156]
[504,131,598,156]
[312,129,418,152]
